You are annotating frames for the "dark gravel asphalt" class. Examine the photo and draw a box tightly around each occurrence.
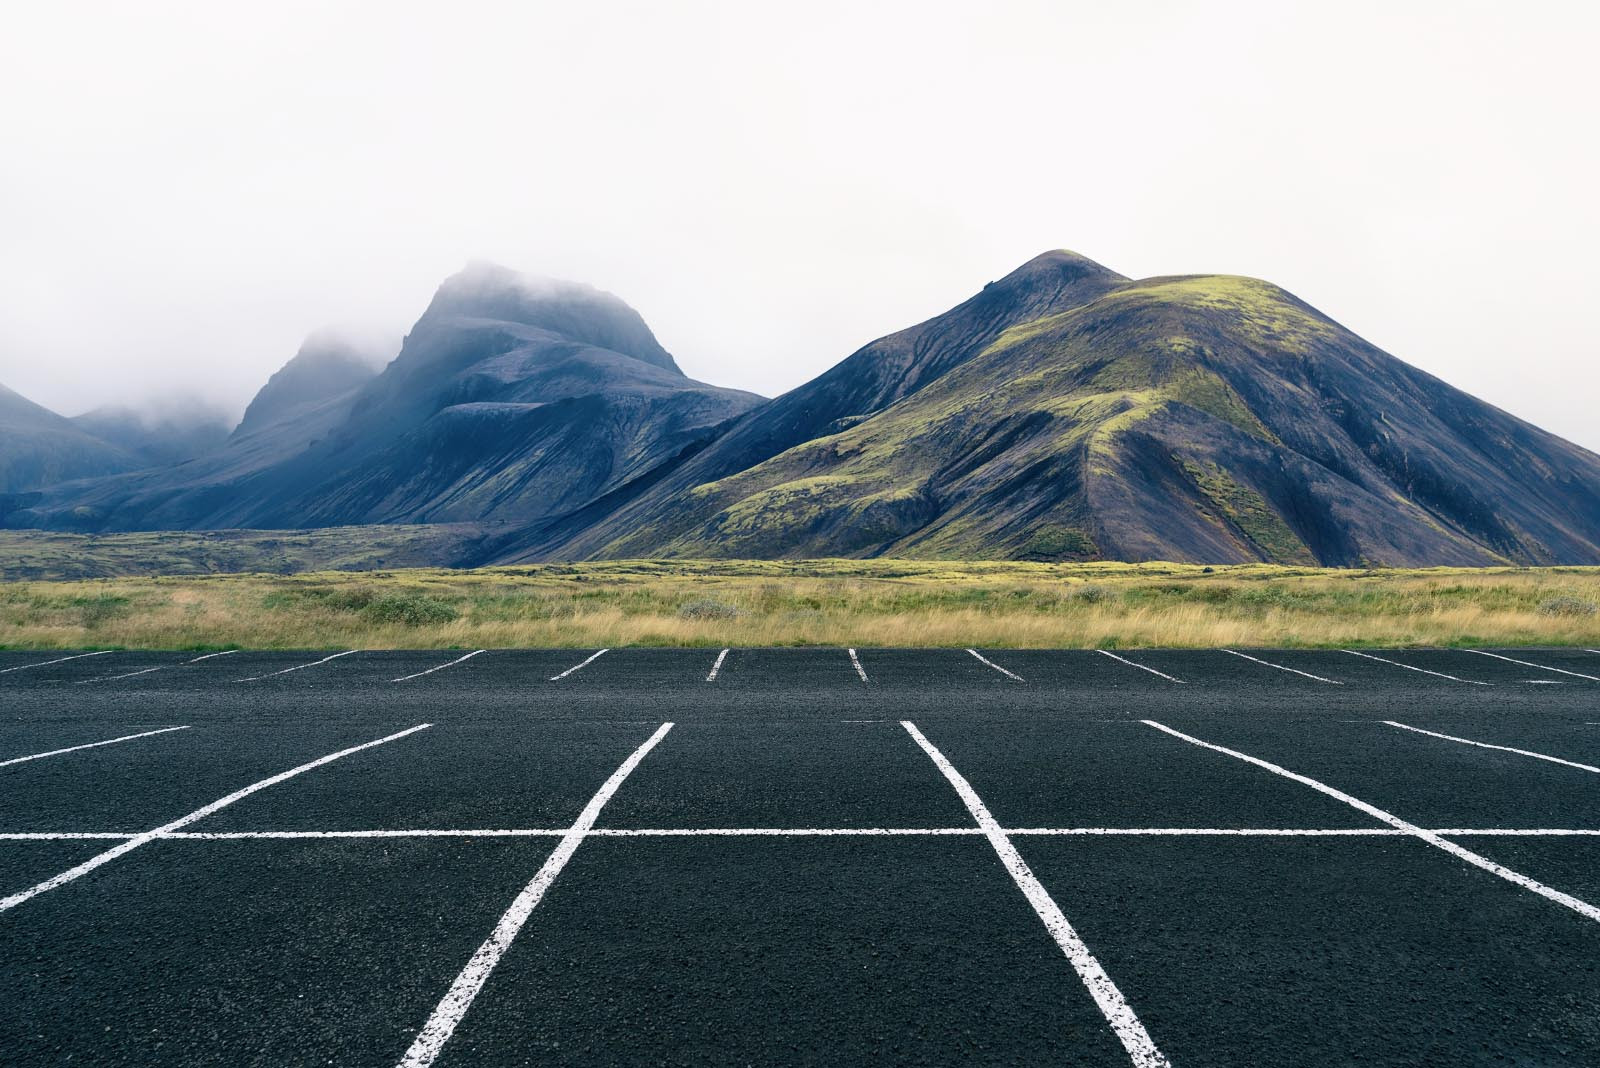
[2,646,1599,1066]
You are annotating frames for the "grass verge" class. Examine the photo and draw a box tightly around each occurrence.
[1,560,1599,650]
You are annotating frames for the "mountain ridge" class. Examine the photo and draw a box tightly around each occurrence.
[6,251,1600,569]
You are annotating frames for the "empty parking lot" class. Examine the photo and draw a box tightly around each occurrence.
[3,646,1599,1065]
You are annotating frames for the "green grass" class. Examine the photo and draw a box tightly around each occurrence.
[1,559,1597,650]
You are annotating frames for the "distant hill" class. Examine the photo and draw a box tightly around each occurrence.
[71,404,232,467]
[6,251,1600,568]
[0,383,141,493]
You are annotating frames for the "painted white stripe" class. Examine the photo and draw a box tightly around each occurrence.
[706,648,730,682]
[1097,649,1183,684]
[1144,719,1600,923]
[967,649,1024,681]
[1384,720,1600,774]
[1468,649,1600,682]
[848,648,868,682]
[10,824,1600,842]
[0,832,139,840]
[393,649,485,683]
[1434,828,1600,837]
[549,648,608,681]
[237,649,359,682]
[0,723,430,914]
[903,720,1168,1068]
[1341,649,1488,685]
[77,666,164,684]
[1222,649,1341,684]
[187,650,238,663]
[0,650,113,675]
[397,722,673,1068]
[0,725,191,769]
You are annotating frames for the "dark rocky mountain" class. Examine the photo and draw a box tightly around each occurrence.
[231,331,380,440]
[0,264,763,533]
[6,251,1600,568]
[0,384,142,493]
[509,253,1600,566]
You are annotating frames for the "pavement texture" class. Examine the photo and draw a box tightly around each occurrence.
[2,645,1599,1066]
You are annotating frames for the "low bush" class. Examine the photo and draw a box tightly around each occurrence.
[1537,595,1598,618]
[361,593,458,626]
[678,599,741,621]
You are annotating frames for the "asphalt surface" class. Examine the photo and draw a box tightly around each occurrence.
[2,645,1599,1066]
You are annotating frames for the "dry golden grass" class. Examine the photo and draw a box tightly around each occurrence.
[2,559,1599,650]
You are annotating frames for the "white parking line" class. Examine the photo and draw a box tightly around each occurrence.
[1144,719,1600,923]
[237,649,360,682]
[79,649,241,684]
[549,648,608,681]
[1222,649,1341,684]
[77,666,164,684]
[0,650,113,675]
[1097,649,1183,684]
[1468,649,1600,682]
[706,648,730,682]
[1341,649,1488,685]
[903,720,1169,1068]
[1384,720,1600,774]
[0,723,431,914]
[0,725,191,769]
[393,650,485,683]
[0,832,138,840]
[967,649,1024,681]
[848,648,869,682]
[397,722,673,1068]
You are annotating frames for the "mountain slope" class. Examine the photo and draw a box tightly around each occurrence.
[515,259,1600,567]
[0,384,142,493]
[2,264,762,533]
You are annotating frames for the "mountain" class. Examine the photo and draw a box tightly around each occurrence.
[231,331,380,440]
[0,264,764,532]
[71,404,232,467]
[7,250,1600,568]
[0,383,142,493]
[509,253,1600,567]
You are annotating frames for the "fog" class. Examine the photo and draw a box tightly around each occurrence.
[1,1,1596,448]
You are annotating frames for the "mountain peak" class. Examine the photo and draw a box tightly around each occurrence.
[419,262,680,374]
[992,249,1127,287]
[232,330,383,440]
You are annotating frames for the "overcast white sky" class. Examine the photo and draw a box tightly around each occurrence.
[1,1,1596,448]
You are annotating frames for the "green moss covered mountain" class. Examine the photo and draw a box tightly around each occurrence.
[6,251,1600,568]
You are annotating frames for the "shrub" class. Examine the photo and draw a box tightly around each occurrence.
[75,594,131,628]
[678,599,741,621]
[361,593,458,626]
[1537,596,1598,618]
[1071,584,1114,604]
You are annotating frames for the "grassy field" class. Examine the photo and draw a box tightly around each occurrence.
[0,526,483,580]
[1,559,1598,650]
